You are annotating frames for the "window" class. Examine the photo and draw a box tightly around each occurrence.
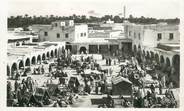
[138,33,141,40]
[157,33,162,41]
[129,31,132,36]
[134,32,136,38]
[56,33,60,38]
[22,41,25,45]
[84,33,86,36]
[65,33,69,38]
[16,41,20,46]
[81,33,83,37]
[44,32,48,36]
[169,33,174,40]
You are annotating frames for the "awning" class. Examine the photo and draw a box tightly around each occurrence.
[84,69,101,75]
[111,76,132,85]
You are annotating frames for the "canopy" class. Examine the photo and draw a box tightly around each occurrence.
[111,76,132,85]
[46,84,58,96]
[34,87,50,102]
[112,76,132,95]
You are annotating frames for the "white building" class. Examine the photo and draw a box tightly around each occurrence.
[7,31,38,47]
[38,20,131,55]
[7,41,65,78]
[39,20,88,43]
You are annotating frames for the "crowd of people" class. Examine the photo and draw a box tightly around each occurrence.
[7,49,178,108]
[116,55,177,108]
[7,77,38,106]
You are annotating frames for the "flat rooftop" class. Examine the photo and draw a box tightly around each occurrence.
[7,42,61,59]
[8,31,38,40]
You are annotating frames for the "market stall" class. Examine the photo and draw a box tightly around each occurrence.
[112,76,132,96]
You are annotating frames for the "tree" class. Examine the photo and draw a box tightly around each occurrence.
[113,15,122,23]
[81,15,87,23]
[7,14,180,28]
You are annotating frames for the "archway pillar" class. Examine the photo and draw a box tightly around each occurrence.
[7,65,11,77]
[11,63,18,79]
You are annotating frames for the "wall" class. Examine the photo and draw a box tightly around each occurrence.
[109,31,122,38]
[142,29,157,47]
[74,24,88,42]
[126,23,180,51]
[127,24,144,50]
[156,30,180,44]
[39,26,75,42]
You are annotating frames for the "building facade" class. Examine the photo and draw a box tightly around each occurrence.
[125,22,180,87]
[39,20,88,43]
[38,20,131,55]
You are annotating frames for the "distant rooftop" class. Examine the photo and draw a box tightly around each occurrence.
[8,31,37,39]
[7,42,61,58]
[129,22,179,31]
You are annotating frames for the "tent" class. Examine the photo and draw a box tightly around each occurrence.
[33,87,50,102]
[111,76,132,96]
[46,84,58,96]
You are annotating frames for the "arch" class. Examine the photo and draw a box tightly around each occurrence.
[172,54,180,87]
[79,46,87,54]
[172,55,180,70]
[166,57,171,67]
[55,49,58,57]
[137,44,141,56]
[25,58,30,66]
[66,42,72,52]
[165,57,171,74]
[42,53,46,60]
[146,51,150,59]
[18,60,24,69]
[7,65,10,76]
[31,56,36,65]
[150,51,154,59]
[11,63,17,77]
[160,55,164,63]
[133,45,137,53]
[155,53,159,63]
[46,52,50,59]
[138,45,141,51]
[37,55,41,64]
[50,50,54,58]
[160,55,165,69]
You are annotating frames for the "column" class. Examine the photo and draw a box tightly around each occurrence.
[97,44,100,54]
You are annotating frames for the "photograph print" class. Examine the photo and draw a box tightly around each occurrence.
[7,0,180,108]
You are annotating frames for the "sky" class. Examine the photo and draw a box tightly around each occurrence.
[8,0,180,19]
